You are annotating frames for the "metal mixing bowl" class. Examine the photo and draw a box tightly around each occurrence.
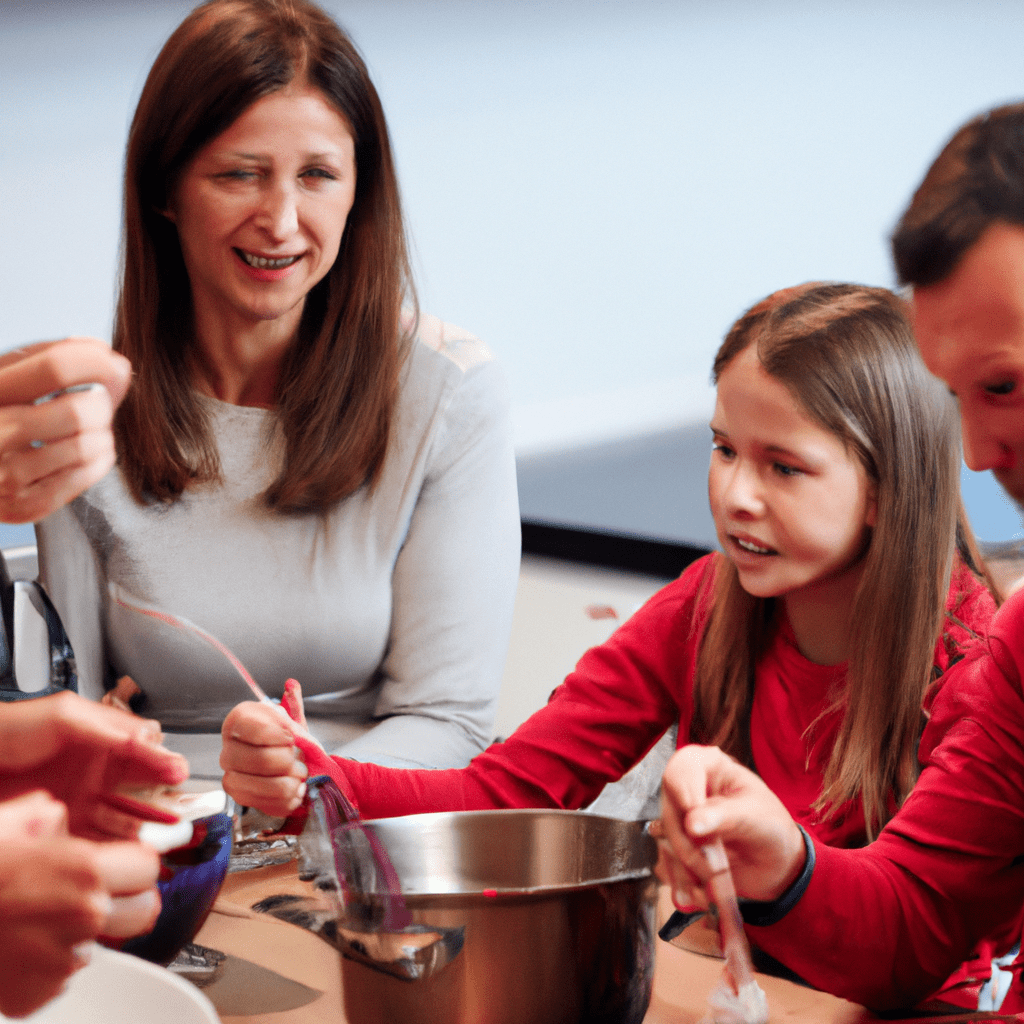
[335,808,658,1024]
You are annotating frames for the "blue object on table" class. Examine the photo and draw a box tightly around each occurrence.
[121,812,233,966]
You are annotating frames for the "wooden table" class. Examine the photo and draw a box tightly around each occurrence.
[189,862,874,1024]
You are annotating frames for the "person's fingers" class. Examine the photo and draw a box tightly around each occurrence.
[3,843,109,948]
[0,384,118,524]
[90,841,160,939]
[0,453,116,524]
[221,738,308,779]
[658,746,756,896]
[222,701,297,749]
[657,810,719,896]
[654,835,710,911]
[221,769,306,818]
[100,890,161,939]
[664,744,726,809]
[0,383,114,452]
[0,794,161,1017]
[47,693,159,748]
[0,872,106,1016]
[133,715,163,745]
[5,692,187,784]
[282,679,307,730]
[220,704,307,816]
[659,749,717,866]
[0,699,188,840]
[85,799,168,842]
[686,796,742,844]
[0,790,68,840]
[90,852,153,898]
[102,675,144,716]
[101,730,189,790]
[0,432,117,525]
[660,745,808,903]
[220,701,307,818]
[0,339,131,409]
[0,339,131,522]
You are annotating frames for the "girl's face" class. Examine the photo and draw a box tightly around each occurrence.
[165,82,357,338]
[708,345,877,603]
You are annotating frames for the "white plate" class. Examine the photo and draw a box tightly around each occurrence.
[1,945,218,1024]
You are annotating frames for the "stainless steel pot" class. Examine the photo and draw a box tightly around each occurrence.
[334,808,658,1024]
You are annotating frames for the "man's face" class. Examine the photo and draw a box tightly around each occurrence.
[912,221,1024,506]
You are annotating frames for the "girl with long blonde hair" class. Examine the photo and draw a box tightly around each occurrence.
[222,282,998,1002]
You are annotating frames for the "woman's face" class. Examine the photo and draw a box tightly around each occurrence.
[708,345,877,604]
[166,82,357,337]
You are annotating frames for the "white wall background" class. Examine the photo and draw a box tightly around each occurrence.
[1,0,1021,546]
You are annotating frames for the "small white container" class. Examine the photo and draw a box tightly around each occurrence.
[0,945,218,1024]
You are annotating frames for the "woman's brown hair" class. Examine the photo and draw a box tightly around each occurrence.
[115,0,414,511]
[689,282,989,840]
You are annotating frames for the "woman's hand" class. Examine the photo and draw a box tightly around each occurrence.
[221,700,309,817]
[0,790,161,1019]
[0,337,131,523]
[0,692,189,841]
[656,744,807,911]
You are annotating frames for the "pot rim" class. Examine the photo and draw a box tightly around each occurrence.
[346,807,658,897]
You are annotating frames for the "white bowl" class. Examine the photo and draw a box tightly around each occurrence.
[1,945,218,1024]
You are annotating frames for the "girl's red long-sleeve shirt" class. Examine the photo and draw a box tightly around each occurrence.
[332,555,992,838]
[750,582,1024,1012]
[313,554,999,1008]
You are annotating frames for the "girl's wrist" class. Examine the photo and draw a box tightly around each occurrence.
[739,826,815,927]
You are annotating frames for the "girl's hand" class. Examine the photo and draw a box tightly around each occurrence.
[0,790,160,1018]
[220,701,309,817]
[656,744,807,910]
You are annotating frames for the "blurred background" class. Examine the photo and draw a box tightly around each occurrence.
[2,0,1022,555]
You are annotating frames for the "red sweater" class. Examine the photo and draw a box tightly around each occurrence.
[751,582,1024,1012]
[334,555,992,840]
[319,554,997,1007]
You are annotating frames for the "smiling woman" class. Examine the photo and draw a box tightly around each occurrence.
[34,0,520,779]
[164,84,359,403]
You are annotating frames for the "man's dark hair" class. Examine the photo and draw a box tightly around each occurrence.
[892,102,1024,287]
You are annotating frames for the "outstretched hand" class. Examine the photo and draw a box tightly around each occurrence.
[656,744,807,911]
[0,692,189,841]
[0,337,131,523]
[0,790,161,1018]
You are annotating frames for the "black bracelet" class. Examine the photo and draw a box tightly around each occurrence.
[658,825,816,944]
[739,824,815,927]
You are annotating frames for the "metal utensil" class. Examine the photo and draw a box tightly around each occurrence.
[338,809,658,1024]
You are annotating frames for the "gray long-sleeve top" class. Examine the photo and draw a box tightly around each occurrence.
[36,315,521,779]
